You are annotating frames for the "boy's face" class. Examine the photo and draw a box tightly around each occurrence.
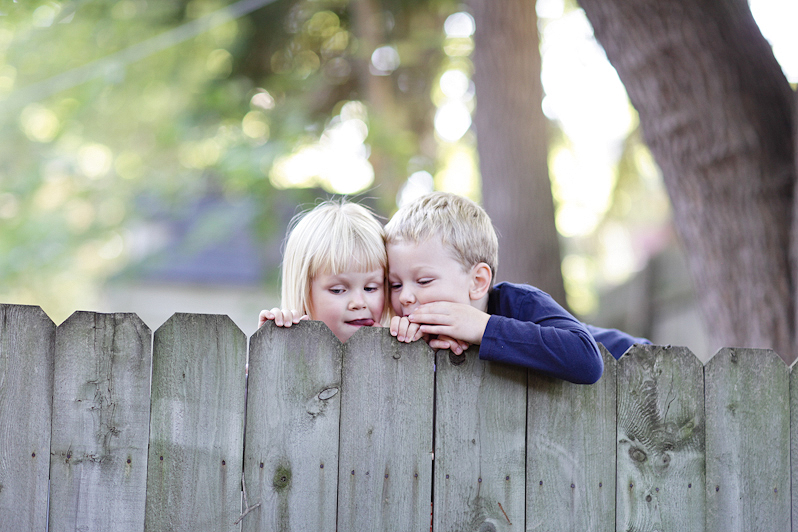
[309,268,385,342]
[387,238,473,317]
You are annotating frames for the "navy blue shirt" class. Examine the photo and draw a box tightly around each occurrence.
[481,282,649,384]
[585,324,651,360]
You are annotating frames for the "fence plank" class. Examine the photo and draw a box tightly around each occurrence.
[526,346,616,532]
[705,348,790,531]
[337,328,434,531]
[434,347,527,531]
[48,311,152,532]
[243,321,343,531]
[792,361,798,532]
[145,313,246,531]
[616,345,705,532]
[0,304,55,530]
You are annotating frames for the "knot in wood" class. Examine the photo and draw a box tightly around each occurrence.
[449,352,466,365]
[628,447,647,463]
[318,387,339,401]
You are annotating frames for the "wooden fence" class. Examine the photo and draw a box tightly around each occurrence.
[0,302,795,531]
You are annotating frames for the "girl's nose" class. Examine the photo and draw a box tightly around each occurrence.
[348,291,367,309]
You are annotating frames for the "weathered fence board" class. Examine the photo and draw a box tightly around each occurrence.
[0,304,54,531]
[617,345,705,532]
[434,347,527,531]
[48,312,152,532]
[145,313,246,531]
[243,321,343,532]
[5,304,798,532]
[526,347,616,532]
[791,361,798,532]
[337,327,434,532]
[705,348,790,531]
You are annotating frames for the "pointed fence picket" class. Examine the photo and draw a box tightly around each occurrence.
[2,303,798,531]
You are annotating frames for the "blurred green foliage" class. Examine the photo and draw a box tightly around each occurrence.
[0,0,459,317]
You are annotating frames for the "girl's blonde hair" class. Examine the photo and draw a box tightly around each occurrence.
[281,199,388,320]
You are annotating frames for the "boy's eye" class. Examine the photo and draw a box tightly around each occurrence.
[417,278,433,285]
[390,283,402,291]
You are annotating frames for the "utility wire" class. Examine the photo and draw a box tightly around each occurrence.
[1,0,278,114]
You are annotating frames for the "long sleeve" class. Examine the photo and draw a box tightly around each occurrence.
[479,283,604,384]
[585,324,651,360]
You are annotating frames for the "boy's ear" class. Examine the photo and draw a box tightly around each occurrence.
[468,262,492,300]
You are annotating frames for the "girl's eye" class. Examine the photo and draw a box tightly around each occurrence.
[364,285,380,293]
[329,288,344,294]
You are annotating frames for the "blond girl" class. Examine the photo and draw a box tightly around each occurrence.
[258,200,390,342]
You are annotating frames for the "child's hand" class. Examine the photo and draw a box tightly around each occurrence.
[427,334,470,355]
[258,308,308,328]
[407,302,490,345]
[389,315,424,343]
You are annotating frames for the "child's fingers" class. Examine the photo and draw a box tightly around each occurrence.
[258,309,275,327]
[428,337,450,350]
[418,324,452,337]
[409,301,455,318]
[290,311,308,324]
[401,322,422,343]
[428,334,469,354]
[275,308,289,327]
[428,336,462,354]
[407,310,454,326]
[261,308,305,327]
[390,316,417,342]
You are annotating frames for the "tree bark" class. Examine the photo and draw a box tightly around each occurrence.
[579,0,796,360]
[469,0,567,305]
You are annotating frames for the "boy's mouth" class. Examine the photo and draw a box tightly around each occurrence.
[347,318,375,327]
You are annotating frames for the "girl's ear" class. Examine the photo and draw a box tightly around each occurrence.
[468,262,492,301]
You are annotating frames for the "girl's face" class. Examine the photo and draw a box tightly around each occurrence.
[309,268,385,342]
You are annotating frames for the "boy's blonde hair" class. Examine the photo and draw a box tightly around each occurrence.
[385,192,499,281]
[281,200,388,319]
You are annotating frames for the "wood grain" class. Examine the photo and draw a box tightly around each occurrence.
[337,327,434,532]
[705,347,790,531]
[434,347,527,531]
[145,313,246,532]
[243,320,343,532]
[49,311,152,532]
[0,304,55,530]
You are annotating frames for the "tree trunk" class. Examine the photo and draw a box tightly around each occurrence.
[469,0,567,306]
[350,0,403,214]
[579,0,796,360]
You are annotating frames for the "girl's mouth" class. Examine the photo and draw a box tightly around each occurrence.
[347,318,375,327]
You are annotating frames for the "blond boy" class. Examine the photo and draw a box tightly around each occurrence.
[387,192,649,384]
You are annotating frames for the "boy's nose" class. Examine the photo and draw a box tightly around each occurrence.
[399,288,415,306]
